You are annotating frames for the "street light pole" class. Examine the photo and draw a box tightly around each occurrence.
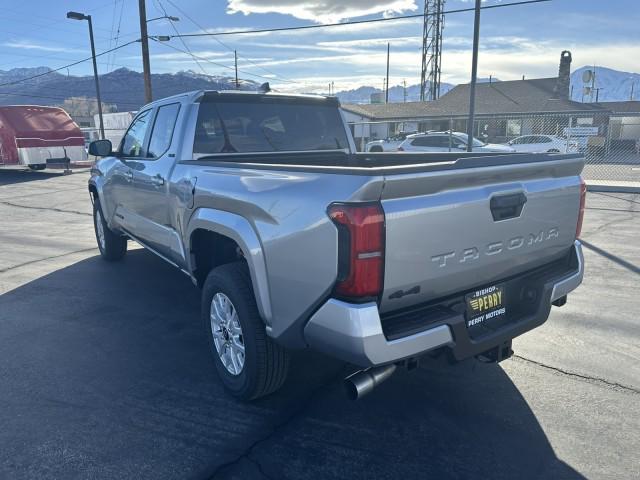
[466,0,481,152]
[67,12,105,140]
[138,0,153,104]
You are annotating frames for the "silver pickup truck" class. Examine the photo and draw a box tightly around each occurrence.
[88,90,585,400]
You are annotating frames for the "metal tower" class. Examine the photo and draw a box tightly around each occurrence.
[420,0,446,102]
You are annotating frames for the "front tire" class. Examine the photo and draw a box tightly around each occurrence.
[28,164,46,171]
[201,262,289,400]
[93,198,127,261]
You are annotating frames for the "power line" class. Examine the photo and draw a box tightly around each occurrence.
[162,0,301,85]
[165,0,551,39]
[107,0,126,71]
[0,39,140,88]
[154,0,209,75]
[151,38,289,84]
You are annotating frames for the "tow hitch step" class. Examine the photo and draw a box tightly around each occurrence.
[476,340,513,363]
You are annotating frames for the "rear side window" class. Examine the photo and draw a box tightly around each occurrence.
[193,99,349,156]
[148,103,180,158]
[411,136,450,147]
[121,110,151,157]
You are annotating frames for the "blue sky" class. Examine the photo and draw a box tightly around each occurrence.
[0,0,638,92]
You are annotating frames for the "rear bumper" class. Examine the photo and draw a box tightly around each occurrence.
[304,241,584,367]
[17,146,86,166]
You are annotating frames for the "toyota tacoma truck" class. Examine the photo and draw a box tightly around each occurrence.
[88,90,585,400]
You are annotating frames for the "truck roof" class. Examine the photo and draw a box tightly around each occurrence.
[143,90,339,109]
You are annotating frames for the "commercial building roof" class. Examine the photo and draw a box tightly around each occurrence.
[594,101,640,114]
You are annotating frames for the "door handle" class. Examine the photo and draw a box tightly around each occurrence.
[151,174,165,186]
[490,192,527,221]
[124,170,133,182]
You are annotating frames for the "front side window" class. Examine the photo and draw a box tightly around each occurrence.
[148,103,181,158]
[193,99,349,156]
[121,110,151,157]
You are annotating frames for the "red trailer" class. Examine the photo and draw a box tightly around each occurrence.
[0,105,87,170]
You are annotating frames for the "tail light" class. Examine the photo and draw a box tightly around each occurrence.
[576,176,587,238]
[328,203,385,300]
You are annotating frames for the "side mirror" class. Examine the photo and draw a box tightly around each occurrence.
[457,144,466,150]
[88,139,113,157]
[507,141,513,145]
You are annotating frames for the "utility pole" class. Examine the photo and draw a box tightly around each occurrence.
[466,0,481,152]
[138,0,152,103]
[594,87,603,102]
[403,79,407,102]
[631,82,635,101]
[234,50,239,89]
[385,43,390,104]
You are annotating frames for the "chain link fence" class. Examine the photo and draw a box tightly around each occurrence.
[347,112,640,193]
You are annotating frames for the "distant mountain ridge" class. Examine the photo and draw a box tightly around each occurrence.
[0,65,636,113]
[335,83,455,104]
[335,78,501,104]
[0,67,258,111]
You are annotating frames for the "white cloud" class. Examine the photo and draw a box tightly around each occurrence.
[2,41,81,53]
[316,36,422,49]
[226,0,418,23]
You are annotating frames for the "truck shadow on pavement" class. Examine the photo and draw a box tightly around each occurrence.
[0,249,586,480]
[0,169,73,186]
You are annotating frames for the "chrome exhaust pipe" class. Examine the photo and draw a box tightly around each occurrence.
[344,364,397,400]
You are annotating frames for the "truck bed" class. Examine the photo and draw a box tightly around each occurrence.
[178,150,583,345]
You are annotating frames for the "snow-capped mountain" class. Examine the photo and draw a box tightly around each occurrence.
[335,83,455,104]
[334,78,504,104]
[336,67,640,105]
[570,66,639,102]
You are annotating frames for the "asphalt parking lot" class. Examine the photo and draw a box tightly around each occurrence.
[1,168,638,480]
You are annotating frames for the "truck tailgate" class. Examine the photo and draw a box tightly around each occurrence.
[379,155,584,314]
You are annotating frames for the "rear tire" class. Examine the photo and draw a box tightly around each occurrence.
[201,262,289,400]
[28,164,46,171]
[93,198,127,261]
[369,146,383,152]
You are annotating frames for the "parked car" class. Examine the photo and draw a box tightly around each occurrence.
[88,91,585,401]
[365,131,417,152]
[398,131,516,153]
[506,135,579,153]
